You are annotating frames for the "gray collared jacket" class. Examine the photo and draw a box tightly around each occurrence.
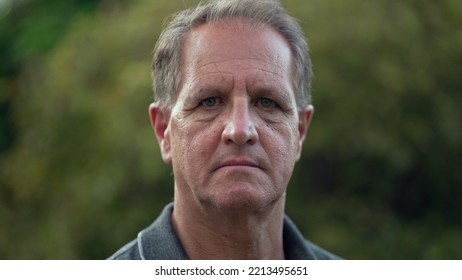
[108,203,340,260]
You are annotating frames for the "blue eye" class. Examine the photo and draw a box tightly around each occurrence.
[200,97,219,107]
[257,98,276,108]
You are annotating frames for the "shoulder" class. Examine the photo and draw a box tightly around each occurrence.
[107,239,142,260]
[107,202,188,260]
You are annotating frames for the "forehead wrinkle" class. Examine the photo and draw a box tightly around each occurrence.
[254,67,285,78]
[195,60,287,83]
[196,57,271,70]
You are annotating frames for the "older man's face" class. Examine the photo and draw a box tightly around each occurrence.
[152,19,312,211]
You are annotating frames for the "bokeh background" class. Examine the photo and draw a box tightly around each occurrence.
[1,0,461,259]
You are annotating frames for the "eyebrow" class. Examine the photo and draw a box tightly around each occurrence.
[250,85,293,104]
[196,87,230,97]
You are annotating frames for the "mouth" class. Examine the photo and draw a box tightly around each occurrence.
[214,159,262,172]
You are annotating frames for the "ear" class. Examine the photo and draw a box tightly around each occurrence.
[296,104,314,160]
[149,102,172,164]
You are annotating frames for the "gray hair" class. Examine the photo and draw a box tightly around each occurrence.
[152,0,312,110]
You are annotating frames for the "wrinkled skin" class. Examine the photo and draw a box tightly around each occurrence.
[151,19,313,215]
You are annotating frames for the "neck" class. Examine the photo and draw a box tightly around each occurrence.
[172,193,286,260]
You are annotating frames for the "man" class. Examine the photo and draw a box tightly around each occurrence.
[109,0,339,260]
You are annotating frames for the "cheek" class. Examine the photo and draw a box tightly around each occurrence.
[170,119,219,171]
[262,122,299,173]
[264,120,299,151]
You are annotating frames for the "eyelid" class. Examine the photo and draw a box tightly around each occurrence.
[199,96,223,107]
[255,97,278,109]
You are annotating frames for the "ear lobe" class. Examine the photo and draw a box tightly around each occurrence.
[296,104,314,160]
[149,103,172,164]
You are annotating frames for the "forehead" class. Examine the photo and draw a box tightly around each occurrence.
[180,18,294,86]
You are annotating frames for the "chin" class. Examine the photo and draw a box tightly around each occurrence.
[206,183,281,213]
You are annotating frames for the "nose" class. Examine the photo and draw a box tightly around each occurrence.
[222,99,259,146]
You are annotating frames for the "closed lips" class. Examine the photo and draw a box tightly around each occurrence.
[215,160,261,171]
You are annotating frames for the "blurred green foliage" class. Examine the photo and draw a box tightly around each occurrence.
[1,0,461,259]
